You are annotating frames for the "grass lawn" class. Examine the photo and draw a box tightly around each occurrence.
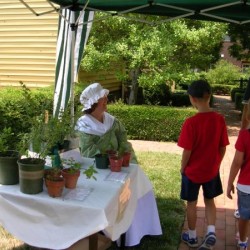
[0,152,185,250]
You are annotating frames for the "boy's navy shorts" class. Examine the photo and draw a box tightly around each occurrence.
[180,173,223,202]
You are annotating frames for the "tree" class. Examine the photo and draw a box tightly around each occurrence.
[206,59,242,85]
[81,14,227,103]
[227,23,250,60]
[170,20,227,71]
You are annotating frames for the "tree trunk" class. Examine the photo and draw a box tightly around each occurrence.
[128,68,140,105]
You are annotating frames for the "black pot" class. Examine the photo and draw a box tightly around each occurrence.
[17,158,45,194]
[95,154,109,169]
[0,150,20,185]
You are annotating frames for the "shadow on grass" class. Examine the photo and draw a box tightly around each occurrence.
[107,197,186,250]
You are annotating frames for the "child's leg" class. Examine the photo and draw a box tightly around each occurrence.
[204,197,216,227]
[238,218,249,242]
[187,200,198,230]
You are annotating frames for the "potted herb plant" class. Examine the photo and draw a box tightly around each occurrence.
[44,167,65,198]
[119,142,133,167]
[61,157,98,189]
[0,127,20,185]
[61,157,81,189]
[109,154,123,172]
[17,110,73,194]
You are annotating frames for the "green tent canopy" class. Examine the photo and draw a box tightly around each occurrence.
[49,0,250,24]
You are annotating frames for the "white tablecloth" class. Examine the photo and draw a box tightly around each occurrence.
[0,150,162,249]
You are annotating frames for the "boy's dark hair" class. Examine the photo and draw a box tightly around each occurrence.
[187,80,211,98]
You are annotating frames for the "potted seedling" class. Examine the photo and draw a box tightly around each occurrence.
[109,143,132,171]
[61,157,82,189]
[61,157,98,188]
[0,127,20,185]
[44,167,65,198]
[109,146,123,172]
[119,143,132,167]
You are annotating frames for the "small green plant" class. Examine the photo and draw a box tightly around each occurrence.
[61,157,81,174]
[0,127,19,157]
[118,142,131,157]
[62,157,98,180]
[0,127,14,153]
[44,167,62,181]
[18,109,73,161]
[83,164,98,180]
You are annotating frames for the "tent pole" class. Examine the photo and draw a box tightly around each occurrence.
[70,22,77,127]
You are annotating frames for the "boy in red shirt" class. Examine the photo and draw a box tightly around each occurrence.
[178,80,229,249]
[227,99,250,250]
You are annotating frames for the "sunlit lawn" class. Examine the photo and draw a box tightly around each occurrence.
[0,152,185,250]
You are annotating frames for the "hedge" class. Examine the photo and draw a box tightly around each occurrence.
[108,102,196,142]
[0,87,196,147]
[211,84,234,95]
[231,87,245,102]
[235,92,244,111]
[171,92,191,107]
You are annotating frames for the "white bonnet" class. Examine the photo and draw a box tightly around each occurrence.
[79,83,109,111]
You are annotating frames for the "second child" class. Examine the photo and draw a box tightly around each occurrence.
[227,99,250,250]
[178,80,229,249]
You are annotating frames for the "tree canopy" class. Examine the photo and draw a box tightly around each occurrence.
[81,14,227,102]
[228,23,250,61]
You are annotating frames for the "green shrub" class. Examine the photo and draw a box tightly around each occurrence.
[206,59,242,85]
[108,102,196,142]
[171,92,191,107]
[142,83,171,106]
[0,86,195,145]
[235,92,244,111]
[138,72,171,105]
[211,84,233,95]
[231,87,245,102]
[0,86,54,148]
[177,83,189,90]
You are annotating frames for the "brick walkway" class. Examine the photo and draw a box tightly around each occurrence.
[130,95,243,250]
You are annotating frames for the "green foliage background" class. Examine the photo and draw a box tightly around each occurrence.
[108,102,195,141]
[0,87,196,149]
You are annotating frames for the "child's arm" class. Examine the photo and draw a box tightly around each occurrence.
[227,150,244,199]
[180,149,191,174]
[219,146,226,161]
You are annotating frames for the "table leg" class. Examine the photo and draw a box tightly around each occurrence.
[120,233,126,250]
[89,233,98,250]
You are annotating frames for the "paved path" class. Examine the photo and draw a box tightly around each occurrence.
[130,95,242,250]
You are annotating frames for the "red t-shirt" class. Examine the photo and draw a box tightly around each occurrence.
[235,129,250,185]
[178,112,229,183]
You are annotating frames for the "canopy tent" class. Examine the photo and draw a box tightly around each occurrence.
[20,0,250,118]
[53,9,94,117]
[19,0,94,118]
[49,0,250,25]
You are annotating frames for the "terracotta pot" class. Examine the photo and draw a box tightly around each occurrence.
[122,152,131,167]
[44,168,62,182]
[61,169,80,189]
[109,156,123,172]
[45,177,65,198]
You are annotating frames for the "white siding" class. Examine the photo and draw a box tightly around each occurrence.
[0,1,123,92]
[0,1,58,88]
